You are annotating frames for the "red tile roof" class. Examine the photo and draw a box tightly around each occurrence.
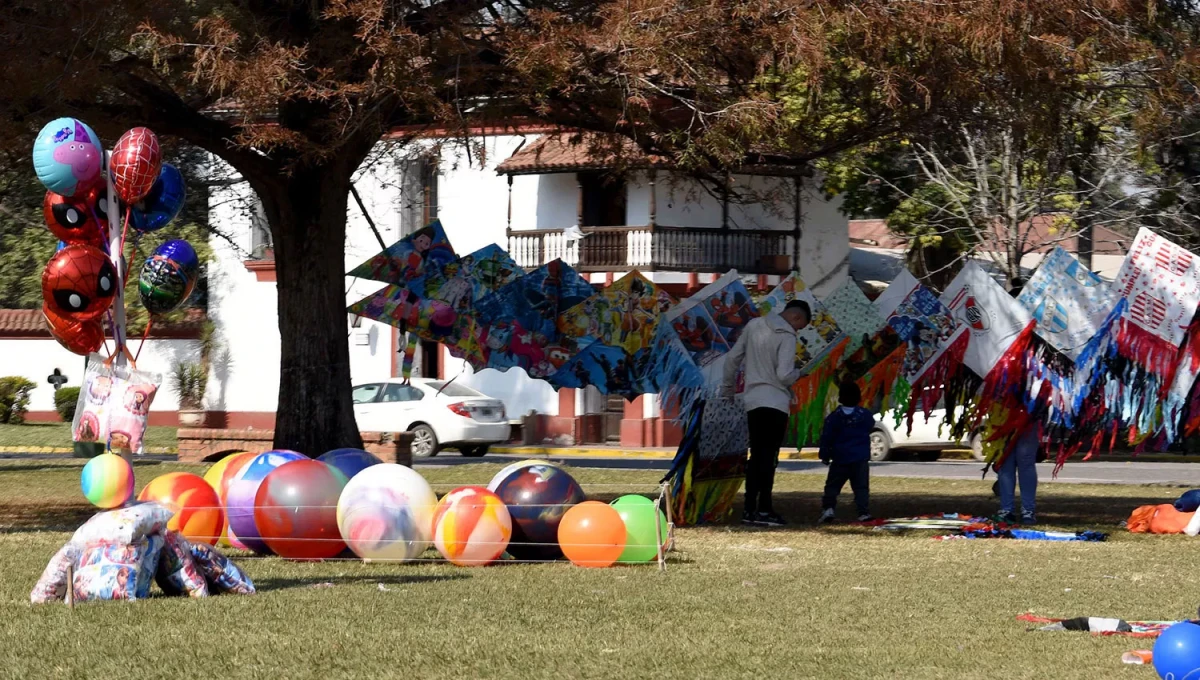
[0,309,208,338]
[496,131,807,177]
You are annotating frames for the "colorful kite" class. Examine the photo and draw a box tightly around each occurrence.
[346,219,458,296]
[941,261,1032,379]
[821,280,885,355]
[552,272,672,397]
[1017,247,1118,361]
[664,272,758,368]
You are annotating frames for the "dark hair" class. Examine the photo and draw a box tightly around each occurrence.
[838,380,862,407]
[412,225,436,242]
[784,299,811,319]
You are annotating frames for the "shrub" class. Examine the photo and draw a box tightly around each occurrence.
[0,377,36,424]
[55,387,81,422]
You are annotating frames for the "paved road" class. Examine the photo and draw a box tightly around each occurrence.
[416,454,1200,486]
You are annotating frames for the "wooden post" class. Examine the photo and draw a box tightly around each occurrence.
[576,173,585,227]
[648,169,657,228]
[654,485,668,573]
[661,481,677,553]
[65,564,75,609]
[506,174,514,231]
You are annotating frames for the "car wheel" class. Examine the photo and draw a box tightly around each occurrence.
[869,429,891,462]
[969,432,986,462]
[410,424,439,458]
[460,445,489,458]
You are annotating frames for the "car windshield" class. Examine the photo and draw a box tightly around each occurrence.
[424,381,485,398]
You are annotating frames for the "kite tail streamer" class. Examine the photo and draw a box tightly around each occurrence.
[787,336,850,447]
[904,330,971,434]
[400,332,418,383]
[857,343,908,414]
[1163,313,1200,442]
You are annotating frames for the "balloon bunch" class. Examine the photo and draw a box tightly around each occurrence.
[31,118,197,358]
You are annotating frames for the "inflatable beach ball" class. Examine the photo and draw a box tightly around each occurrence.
[337,464,436,562]
[33,118,103,198]
[225,450,306,554]
[138,472,223,545]
[433,486,512,566]
[80,452,134,509]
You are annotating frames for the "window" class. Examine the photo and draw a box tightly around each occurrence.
[425,381,484,398]
[249,197,272,259]
[399,157,439,237]
[382,383,424,402]
[352,384,382,404]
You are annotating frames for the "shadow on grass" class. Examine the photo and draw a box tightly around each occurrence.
[711,489,1173,531]
[0,504,93,533]
[253,572,470,592]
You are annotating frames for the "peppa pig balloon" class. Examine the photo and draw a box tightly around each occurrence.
[32,118,103,198]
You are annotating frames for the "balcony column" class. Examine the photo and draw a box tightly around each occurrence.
[506,174,513,232]
[648,169,657,228]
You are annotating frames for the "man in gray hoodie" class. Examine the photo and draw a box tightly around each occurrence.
[722,300,811,526]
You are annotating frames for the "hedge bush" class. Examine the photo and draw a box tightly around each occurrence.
[0,377,36,424]
[54,387,81,423]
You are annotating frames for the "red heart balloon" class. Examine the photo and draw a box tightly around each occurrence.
[43,303,104,355]
[110,127,161,204]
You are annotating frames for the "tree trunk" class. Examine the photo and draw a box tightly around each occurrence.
[258,165,364,455]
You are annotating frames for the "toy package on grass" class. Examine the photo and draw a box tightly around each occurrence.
[73,534,164,602]
[190,542,255,595]
[70,502,174,547]
[30,543,81,604]
[156,531,208,597]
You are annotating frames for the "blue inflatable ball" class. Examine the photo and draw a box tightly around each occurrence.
[1176,489,1200,513]
[32,118,103,198]
[129,164,187,232]
[155,239,200,277]
[1154,621,1200,679]
[317,448,382,480]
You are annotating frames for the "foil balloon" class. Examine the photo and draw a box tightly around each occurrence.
[42,244,117,322]
[110,127,161,204]
[42,303,104,355]
[129,164,186,232]
[138,240,199,315]
[42,186,107,246]
[32,118,103,198]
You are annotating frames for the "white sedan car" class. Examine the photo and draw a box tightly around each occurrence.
[352,378,511,458]
[870,408,983,462]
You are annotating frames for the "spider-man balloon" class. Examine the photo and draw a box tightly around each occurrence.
[110,127,161,204]
[42,244,117,322]
[43,303,104,356]
[42,186,108,247]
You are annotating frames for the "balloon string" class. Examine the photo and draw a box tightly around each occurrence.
[134,318,152,363]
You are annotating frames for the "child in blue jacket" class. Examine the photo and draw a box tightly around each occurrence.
[818,381,874,523]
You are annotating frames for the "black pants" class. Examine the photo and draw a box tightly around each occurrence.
[745,407,788,514]
[822,461,870,515]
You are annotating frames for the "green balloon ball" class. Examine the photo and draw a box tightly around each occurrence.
[610,495,668,563]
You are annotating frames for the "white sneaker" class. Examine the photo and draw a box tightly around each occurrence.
[817,508,835,524]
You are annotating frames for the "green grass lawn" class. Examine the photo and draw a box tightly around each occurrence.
[0,422,177,452]
[0,459,1191,679]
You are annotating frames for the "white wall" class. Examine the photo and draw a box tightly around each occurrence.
[0,338,199,413]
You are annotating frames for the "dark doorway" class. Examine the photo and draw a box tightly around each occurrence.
[579,172,627,227]
[604,393,624,443]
